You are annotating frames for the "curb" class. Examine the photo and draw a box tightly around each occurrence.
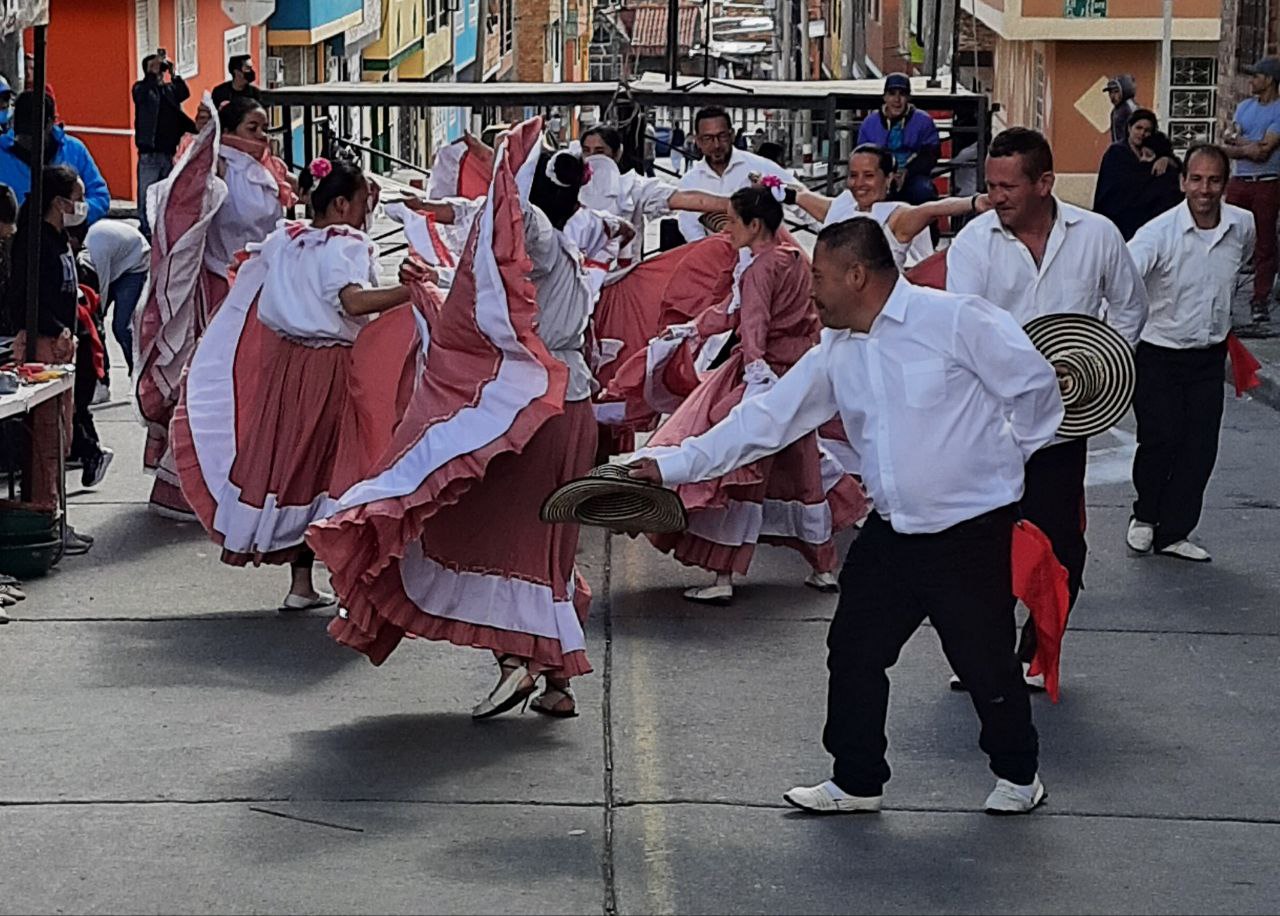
[1252,366,1280,413]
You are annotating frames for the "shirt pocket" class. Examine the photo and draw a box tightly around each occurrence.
[902,357,947,409]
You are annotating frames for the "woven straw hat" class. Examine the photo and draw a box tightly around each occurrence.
[541,464,688,534]
[1024,313,1135,439]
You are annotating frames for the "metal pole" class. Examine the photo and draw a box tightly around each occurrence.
[668,0,680,89]
[24,26,49,351]
[1157,0,1173,121]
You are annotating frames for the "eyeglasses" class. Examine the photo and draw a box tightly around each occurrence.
[698,131,734,143]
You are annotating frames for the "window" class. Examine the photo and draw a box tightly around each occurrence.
[1168,55,1217,153]
[1236,0,1268,74]
[224,25,249,62]
[501,0,514,54]
[136,0,158,74]
[176,0,198,78]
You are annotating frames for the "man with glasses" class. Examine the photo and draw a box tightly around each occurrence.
[676,106,793,242]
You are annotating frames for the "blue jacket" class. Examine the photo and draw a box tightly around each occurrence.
[856,107,941,178]
[0,125,112,225]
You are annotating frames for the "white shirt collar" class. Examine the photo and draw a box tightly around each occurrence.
[1174,199,1236,248]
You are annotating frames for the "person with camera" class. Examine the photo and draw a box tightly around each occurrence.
[211,55,261,111]
[132,50,194,239]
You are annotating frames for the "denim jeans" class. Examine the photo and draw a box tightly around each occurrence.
[136,151,174,239]
[106,269,148,374]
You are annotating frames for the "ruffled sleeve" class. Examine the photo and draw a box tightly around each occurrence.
[322,232,378,305]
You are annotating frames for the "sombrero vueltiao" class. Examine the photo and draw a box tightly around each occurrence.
[541,464,688,534]
[1023,313,1135,439]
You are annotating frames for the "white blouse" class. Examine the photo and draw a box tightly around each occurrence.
[254,222,379,345]
[580,156,677,262]
[822,193,933,271]
[204,147,285,278]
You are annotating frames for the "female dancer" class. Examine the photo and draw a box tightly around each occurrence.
[172,158,418,610]
[639,187,866,604]
[312,121,598,719]
[136,95,296,517]
[785,144,987,269]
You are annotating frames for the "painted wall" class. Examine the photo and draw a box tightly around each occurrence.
[454,0,479,69]
[269,0,363,31]
[39,0,263,201]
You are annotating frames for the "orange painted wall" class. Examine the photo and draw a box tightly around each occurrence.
[39,0,263,201]
[1050,39,1157,172]
[39,0,135,205]
[1021,0,1217,19]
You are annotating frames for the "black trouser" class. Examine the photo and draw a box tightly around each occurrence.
[824,507,1039,796]
[70,333,103,464]
[1016,438,1088,662]
[1132,340,1226,551]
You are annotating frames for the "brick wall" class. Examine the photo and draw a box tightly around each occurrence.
[1217,0,1280,126]
[515,0,552,80]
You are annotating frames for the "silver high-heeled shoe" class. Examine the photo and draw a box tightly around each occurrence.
[472,657,538,719]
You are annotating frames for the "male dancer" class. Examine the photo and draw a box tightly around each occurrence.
[946,127,1148,685]
[630,219,1064,813]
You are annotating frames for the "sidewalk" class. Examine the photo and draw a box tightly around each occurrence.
[1243,333,1280,412]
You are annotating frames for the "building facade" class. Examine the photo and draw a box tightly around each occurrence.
[966,0,1221,204]
[32,0,266,202]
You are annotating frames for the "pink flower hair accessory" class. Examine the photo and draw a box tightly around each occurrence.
[581,161,593,186]
[760,174,786,202]
[309,158,333,180]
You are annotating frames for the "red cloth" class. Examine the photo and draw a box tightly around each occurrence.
[1011,520,1069,703]
[904,249,947,289]
[1226,332,1262,397]
[76,285,105,381]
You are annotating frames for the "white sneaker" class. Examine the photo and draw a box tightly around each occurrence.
[91,381,111,405]
[1158,540,1211,562]
[783,780,882,814]
[984,775,1047,815]
[804,571,840,593]
[682,583,733,605]
[1126,517,1155,553]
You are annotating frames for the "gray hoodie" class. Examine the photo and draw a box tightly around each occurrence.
[1109,74,1139,144]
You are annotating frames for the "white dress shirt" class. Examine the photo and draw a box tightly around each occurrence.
[946,198,1148,346]
[677,148,793,241]
[653,278,1064,534]
[822,193,934,269]
[1127,201,1255,349]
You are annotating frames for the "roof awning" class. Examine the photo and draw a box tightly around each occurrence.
[628,4,700,55]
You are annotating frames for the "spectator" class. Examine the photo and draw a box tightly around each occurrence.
[211,54,260,110]
[1093,108,1183,240]
[751,127,765,152]
[1224,56,1280,328]
[670,124,686,174]
[547,109,564,146]
[756,141,786,167]
[676,105,794,242]
[83,218,149,377]
[0,184,16,335]
[856,73,940,205]
[0,75,12,131]
[0,91,111,226]
[1105,75,1140,145]
[132,51,194,239]
[23,52,57,112]
[4,165,112,538]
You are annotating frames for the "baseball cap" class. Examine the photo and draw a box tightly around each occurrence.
[1103,78,1120,92]
[1245,57,1280,82]
[884,73,911,93]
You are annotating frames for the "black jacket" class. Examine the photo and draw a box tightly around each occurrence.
[6,220,79,338]
[132,74,195,155]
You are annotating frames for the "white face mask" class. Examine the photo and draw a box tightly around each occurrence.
[62,199,88,227]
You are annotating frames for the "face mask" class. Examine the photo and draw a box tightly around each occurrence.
[62,199,88,227]
[243,68,256,83]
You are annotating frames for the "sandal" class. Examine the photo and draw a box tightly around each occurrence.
[472,656,538,719]
[531,682,578,719]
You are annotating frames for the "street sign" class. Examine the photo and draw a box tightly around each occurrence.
[221,0,276,26]
[1063,0,1106,17]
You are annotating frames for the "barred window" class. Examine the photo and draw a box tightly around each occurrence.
[1237,0,1268,74]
